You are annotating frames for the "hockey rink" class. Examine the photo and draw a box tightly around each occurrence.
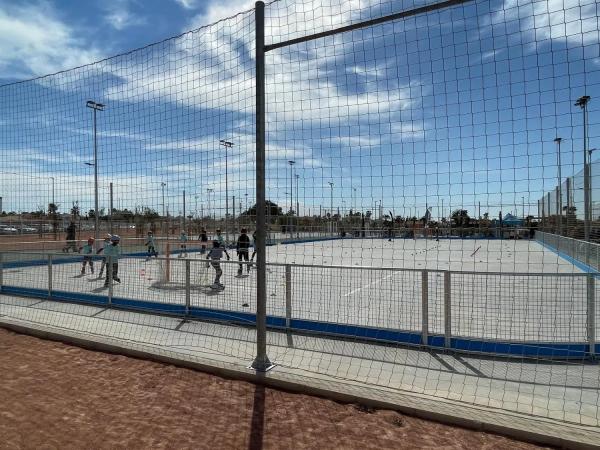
[2,238,598,343]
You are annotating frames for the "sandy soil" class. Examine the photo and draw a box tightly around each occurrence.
[0,328,549,450]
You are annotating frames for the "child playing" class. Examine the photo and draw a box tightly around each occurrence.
[249,229,257,269]
[79,237,95,274]
[63,222,78,253]
[97,235,111,277]
[206,240,230,289]
[145,231,158,261]
[198,227,208,254]
[236,228,251,275]
[215,228,225,247]
[103,234,122,287]
[178,230,188,258]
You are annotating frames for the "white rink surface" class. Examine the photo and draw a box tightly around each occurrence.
[3,238,598,342]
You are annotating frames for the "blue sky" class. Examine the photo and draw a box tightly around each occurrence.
[0,0,599,221]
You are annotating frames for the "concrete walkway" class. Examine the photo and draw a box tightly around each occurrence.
[1,294,599,448]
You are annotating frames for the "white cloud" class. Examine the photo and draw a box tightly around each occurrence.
[105,8,145,31]
[174,0,198,10]
[186,0,255,29]
[492,0,599,45]
[101,0,146,30]
[0,3,102,78]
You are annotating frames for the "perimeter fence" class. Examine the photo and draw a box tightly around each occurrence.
[1,0,600,427]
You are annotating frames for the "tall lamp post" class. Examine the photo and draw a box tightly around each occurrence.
[554,137,563,235]
[288,160,295,236]
[207,188,214,226]
[295,173,300,238]
[220,140,234,243]
[50,177,55,206]
[328,181,334,235]
[575,95,591,244]
[161,182,167,235]
[86,100,104,249]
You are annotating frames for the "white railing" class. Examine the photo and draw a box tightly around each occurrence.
[0,250,597,357]
[536,231,600,272]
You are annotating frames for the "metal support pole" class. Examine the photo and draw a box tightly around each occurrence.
[233,195,236,234]
[555,186,560,234]
[421,270,428,345]
[251,0,273,372]
[555,137,562,235]
[162,183,166,217]
[109,182,114,235]
[108,256,113,305]
[93,108,99,250]
[183,190,186,232]
[0,253,3,290]
[587,274,596,357]
[47,254,53,298]
[577,96,591,246]
[226,148,229,243]
[185,259,191,315]
[296,174,300,239]
[444,271,451,348]
[285,264,292,329]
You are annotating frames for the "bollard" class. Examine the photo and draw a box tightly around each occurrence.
[444,271,451,348]
[421,270,428,345]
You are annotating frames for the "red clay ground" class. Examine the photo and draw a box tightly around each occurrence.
[0,328,550,450]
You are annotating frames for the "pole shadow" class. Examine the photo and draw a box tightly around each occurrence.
[248,383,266,450]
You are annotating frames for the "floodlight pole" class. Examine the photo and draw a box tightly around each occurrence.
[328,182,334,234]
[50,177,55,206]
[207,188,214,225]
[220,139,234,244]
[252,0,272,372]
[109,182,114,235]
[161,182,166,235]
[288,160,295,236]
[575,95,591,246]
[183,190,186,232]
[555,137,563,235]
[86,100,104,250]
[295,173,300,238]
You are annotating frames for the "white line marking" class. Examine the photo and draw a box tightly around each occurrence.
[344,271,397,297]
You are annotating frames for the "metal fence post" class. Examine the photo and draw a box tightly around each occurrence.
[421,270,428,345]
[47,254,53,298]
[108,255,113,305]
[587,274,596,357]
[444,271,451,348]
[185,259,191,315]
[285,264,292,329]
[251,0,273,372]
[0,253,3,290]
